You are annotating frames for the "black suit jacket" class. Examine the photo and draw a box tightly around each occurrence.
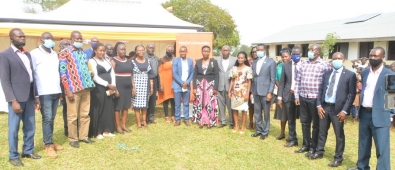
[317,67,356,114]
[0,47,38,102]
[193,58,219,90]
[278,61,294,102]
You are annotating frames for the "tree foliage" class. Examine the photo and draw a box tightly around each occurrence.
[23,0,69,13]
[162,0,240,50]
[321,32,339,59]
[232,44,252,57]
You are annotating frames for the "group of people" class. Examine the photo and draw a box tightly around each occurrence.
[0,28,392,169]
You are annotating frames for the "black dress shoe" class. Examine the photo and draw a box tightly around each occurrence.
[308,153,323,159]
[305,151,314,157]
[328,160,342,167]
[21,153,42,159]
[9,158,23,166]
[229,125,234,129]
[294,146,309,153]
[260,135,268,140]
[70,141,79,148]
[284,141,298,147]
[251,133,262,137]
[218,124,227,128]
[80,138,94,144]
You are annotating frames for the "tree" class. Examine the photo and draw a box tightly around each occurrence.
[23,0,69,13]
[162,0,240,50]
[321,32,339,59]
[231,44,252,57]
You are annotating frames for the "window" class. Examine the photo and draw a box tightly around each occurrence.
[301,44,309,57]
[359,42,374,58]
[276,45,282,56]
[388,41,395,60]
[329,43,349,59]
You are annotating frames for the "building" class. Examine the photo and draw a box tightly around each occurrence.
[253,12,395,60]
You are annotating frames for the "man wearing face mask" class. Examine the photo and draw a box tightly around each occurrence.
[250,44,276,140]
[277,46,303,147]
[311,52,356,167]
[216,45,236,128]
[30,32,63,158]
[84,37,99,60]
[0,28,42,166]
[348,47,393,170]
[59,31,95,148]
[294,44,331,157]
[144,43,160,124]
[105,44,113,60]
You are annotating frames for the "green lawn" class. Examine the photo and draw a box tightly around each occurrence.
[0,106,394,170]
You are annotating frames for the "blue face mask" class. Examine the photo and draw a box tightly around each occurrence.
[91,42,97,48]
[43,39,55,48]
[332,60,343,69]
[291,54,301,63]
[73,42,83,49]
[257,51,265,58]
[308,52,315,60]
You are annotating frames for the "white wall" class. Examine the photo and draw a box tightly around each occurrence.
[348,42,359,60]
[374,41,389,59]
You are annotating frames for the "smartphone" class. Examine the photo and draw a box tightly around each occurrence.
[385,93,395,110]
[385,74,395,92]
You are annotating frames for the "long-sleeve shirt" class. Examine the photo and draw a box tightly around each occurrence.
[59,46,95,93]
[294,57,331,99]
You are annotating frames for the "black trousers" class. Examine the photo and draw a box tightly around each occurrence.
[147,77,158,123]
[163,98,175,117]
[283,101,298,142]
[61,87,68,136]
[299,97,319,152]
[316,104,345,161]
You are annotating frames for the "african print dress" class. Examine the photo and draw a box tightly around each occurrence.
[229,66,253,111]
[131,59,154,109]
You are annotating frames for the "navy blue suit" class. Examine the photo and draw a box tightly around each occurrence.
[0,47,38,159]
[356,66,393,170]
[172,57,194,122]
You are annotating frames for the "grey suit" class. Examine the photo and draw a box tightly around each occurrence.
[251,57,276,136]
[216,56,236,126]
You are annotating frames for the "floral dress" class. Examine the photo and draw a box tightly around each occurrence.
[229,66,253,111]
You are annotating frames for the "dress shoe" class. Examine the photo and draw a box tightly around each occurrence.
[80,138,94,144]
[284,141,298,147]
[9,158,23,166]
[251,133,262,137]
[260,135,268,140]
[347,168,360,170]
[294,146,309,153]
[174,121,181,126]
[21,153,42,159]
[148,120,157,124]
[276,135,285,140]
[328,160,342,167]
[218,124,227,128]
[308,153,323,159]
[53,143,64,151]
[305,151,314,157]
[229,125,235,129]
[185,121,191,126]
[70,141,79,148]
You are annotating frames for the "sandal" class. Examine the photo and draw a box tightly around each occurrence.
[137,121,142,129]
[165,117,170,123]
[142,120,147,127]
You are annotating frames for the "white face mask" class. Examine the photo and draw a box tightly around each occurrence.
[257,51,265,58]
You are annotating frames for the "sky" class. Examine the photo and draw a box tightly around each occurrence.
[7,0,395,45]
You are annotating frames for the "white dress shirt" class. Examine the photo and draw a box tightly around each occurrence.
[324,67,343,103]
[181,58,189,82]
[362,64,384,107]
[30,46,61,95]
[256,56,266,75]
[222,58,229,71]
[290,61,301,91]
[11,45,33,82]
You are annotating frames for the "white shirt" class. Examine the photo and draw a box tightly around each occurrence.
[30,46,62,95]
[290,61,301,91]
[88,58,116,87]
[11,45,33,82]
[181,58,189,82]
[222,57,229,71]
[256,56,266,75]
[324,67,344,103]
[362,64,384,107]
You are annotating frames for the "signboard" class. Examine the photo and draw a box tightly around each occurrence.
[175,32,213,61]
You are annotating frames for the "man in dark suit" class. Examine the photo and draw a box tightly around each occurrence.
[83,37,99,60]
[0,28,42,166]
[348,47,393,170]
[310,52,356,167]
[250,44,276,140]
[277,46,303,147]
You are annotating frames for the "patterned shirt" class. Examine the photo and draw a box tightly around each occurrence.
[59,46,95,93]
[294,57,331,99]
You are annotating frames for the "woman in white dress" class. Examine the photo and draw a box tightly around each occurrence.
[228,51,252,134]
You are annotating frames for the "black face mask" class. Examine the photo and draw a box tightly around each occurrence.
[12,40,25,49]
[166,52,173,57]
[369,58,383,68]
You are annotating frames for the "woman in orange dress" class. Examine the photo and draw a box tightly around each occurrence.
[158,46,175,123]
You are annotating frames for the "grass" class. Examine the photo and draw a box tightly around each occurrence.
[0,105,394,170]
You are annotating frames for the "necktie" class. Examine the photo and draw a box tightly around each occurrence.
[327,70,338,97]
